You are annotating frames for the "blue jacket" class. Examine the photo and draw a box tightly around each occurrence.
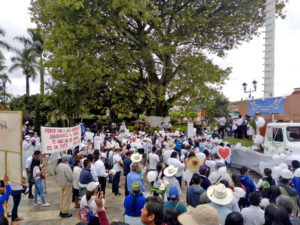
[293,176,300,197]
[200,175,211,190]
[0,185,12,216]
[123,157,132,176]
[124,193,146,217]
[79,168,94,185]
[127,172,145,193]
[239,174,256,199]
[186,185,205,207]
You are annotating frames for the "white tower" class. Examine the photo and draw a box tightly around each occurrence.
[264,0,275,98]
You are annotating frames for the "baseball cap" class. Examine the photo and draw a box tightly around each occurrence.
[168,187,179,200]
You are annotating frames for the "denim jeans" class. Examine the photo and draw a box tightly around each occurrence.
[11,190,22,221]
[112,171,121,195]
[34,178,46,204]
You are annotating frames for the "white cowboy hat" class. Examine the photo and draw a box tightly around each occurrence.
[280,168,294,179]
[207,183,233,205]
[164,165,178,177]
[131,153,142,163]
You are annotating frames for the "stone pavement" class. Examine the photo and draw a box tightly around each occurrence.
[6,168,259,225]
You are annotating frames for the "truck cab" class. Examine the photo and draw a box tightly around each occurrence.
[264,123,300,155]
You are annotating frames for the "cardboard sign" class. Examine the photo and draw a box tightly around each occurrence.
[41,125,81,153]
[0,111,23,184]
[217,147,231,160]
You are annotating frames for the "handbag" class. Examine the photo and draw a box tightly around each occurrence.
[29,173,35,184]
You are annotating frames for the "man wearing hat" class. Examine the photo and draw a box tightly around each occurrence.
[206,183,233,225]
[162,143,175,166]
[94,153,113,196]
[163,165,182,196]
[178,204,220,225]
[111,144,123,195]
[123,149,134,196]
[56,154,73,218]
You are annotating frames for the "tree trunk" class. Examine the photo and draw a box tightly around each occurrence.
[26,74,30,95]
[40,56,44,96]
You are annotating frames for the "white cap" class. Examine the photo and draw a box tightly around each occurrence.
[100,153,107,158]
[87,182,99,192]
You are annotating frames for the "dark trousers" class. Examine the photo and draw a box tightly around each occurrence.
[11,190,22,221]
[112,171,121,195]
[98,176,106,196]
[125,175,129,196]
[28,182,33,197]
[176,176,182,187]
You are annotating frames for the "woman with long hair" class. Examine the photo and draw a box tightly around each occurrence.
[31,157,50,207]
[124,181,146,225]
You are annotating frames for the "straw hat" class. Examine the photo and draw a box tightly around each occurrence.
[114,144,121,150]
[186,157,203,172]
[178,205,220,225]
[164,165,178,177]
[131,153,142,163]
[168,142,176,149]
[207,183,233,205]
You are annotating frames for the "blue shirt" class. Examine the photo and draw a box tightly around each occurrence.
[293,176,300,197]
[123,157,132,176]
[127,172,145,193]
[0,185,12,216]
[208,203,232,225]
[79,168,94,185]
[164,201,187,213]
[124,193,146,217]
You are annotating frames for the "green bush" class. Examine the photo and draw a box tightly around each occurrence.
[172,124,187,133]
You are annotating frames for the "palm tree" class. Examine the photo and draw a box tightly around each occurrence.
[0,27,11,61]
[9,45,38,95]
[15,28,44,95]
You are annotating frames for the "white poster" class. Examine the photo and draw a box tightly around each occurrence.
[41,125,81,154]
[0,111,23,184]
[187,122,194,138]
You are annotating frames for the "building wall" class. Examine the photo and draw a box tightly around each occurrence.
[234,92,300,122]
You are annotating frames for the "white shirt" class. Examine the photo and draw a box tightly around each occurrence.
[163,176,182,196]
[112,153,123,172]
[80,195,98,217]
[25,156,33,170]
[236,118,244,126]
[163,149,174,165]
[218,117,226,126]
[94,160,108,177]
[241,205,265,225]
[9,182,23,191]
[149,153,160,170]
[22,140,31,151]
[33,166,41,179]
[73,166,82,189]
[90,164,98,181]
[167,158,185,177]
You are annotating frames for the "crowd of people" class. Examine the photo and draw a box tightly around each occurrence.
[1,120,300,225]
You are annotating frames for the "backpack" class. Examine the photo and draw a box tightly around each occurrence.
[79,199,94,224]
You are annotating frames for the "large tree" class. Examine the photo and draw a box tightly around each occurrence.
[15,28,45,96]
[30,0,286,116]
[9,45,39,95]
[0,27,11,61]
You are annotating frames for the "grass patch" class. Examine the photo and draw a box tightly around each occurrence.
[223,137,253,147]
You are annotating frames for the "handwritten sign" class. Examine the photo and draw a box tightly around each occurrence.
[41,125,82,153]
[0,111,23,184]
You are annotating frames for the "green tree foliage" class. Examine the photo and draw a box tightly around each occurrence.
[15,28,45,96]
[30,0,287,116]
[9,44,39,95]
[0,27,11,61]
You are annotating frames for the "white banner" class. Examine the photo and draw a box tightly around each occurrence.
[0,111,23,184]
[41,125,81,154]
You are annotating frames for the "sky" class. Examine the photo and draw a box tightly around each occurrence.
[0,0,300,102]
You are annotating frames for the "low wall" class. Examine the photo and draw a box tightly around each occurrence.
[145,116,171,128]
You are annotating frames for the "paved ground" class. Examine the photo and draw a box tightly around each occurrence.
[6,167,260,225]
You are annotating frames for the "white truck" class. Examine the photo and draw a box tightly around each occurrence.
[264,123,300,156]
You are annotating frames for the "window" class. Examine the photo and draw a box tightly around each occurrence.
[272,128,283,142]
[287,127,300,142]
